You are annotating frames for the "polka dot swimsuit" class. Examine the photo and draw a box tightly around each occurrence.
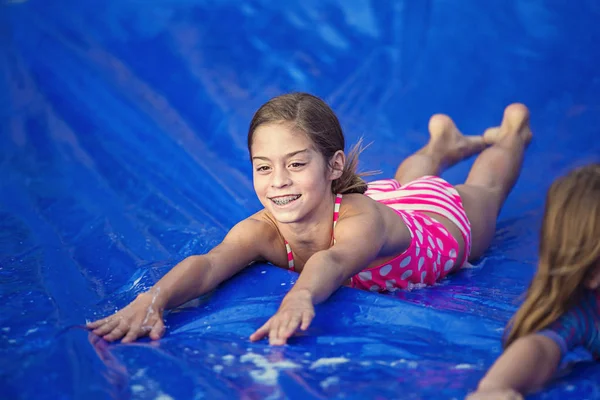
[285,176,472,293]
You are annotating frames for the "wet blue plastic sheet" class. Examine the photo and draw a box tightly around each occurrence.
[1,0,600,399]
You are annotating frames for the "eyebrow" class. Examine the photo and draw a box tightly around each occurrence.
[251,149,309,162]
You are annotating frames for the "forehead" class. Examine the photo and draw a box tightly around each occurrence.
[251,123,314,155]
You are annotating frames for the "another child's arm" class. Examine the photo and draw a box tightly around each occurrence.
[250,198,398,345]
[469,296,595,399]
[87,217,276,342]
[467,334,561,399]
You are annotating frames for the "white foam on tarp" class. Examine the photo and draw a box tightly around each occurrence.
[133,368,147,378]
[131,385,145,393]
[25,328,38,335]
[454,364,474,370]
[320,376,339,389]
[309,357,350,369]
[240,353,300,386]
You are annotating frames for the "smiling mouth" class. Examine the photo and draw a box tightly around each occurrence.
[269,194,301,206]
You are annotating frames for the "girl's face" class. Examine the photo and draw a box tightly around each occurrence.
[250,123,343,225]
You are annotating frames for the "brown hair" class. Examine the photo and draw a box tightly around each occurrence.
[504,163,600,348]
[247,92,371,194]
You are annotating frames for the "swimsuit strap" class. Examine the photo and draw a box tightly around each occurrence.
[285,193,343,271]
[285,241,294,270]
[332,193,343,244]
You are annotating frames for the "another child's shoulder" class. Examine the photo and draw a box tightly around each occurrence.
[579,289,600,310]
[566,290,600,322]
[590,290,600,314]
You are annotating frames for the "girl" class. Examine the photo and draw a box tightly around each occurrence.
[468,163,600,400]
[87,93,531,346]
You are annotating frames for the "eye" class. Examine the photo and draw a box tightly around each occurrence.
[289,162,306,168]
[256,165,270,172]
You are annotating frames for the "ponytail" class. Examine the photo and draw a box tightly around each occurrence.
[331,138,378,194]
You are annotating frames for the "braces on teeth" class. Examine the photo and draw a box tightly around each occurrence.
[272,195,300,205]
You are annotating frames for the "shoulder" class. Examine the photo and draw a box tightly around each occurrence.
[337,193,381,218]
[224,210,287,266]
[552,293,597,329]
[334,193,389,245]
[542,291,599,351]
[337,193,399,236]
[229,210,282,243]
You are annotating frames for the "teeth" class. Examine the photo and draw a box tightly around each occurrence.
[272,195,300,206]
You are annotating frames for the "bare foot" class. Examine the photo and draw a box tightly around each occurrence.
[425,114,487,169]
[483,126,500,142]
[483,103,533,146]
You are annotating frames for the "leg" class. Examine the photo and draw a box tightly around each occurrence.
[455,103,532,260]
[394,114,488,185]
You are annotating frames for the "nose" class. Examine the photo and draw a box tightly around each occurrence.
[271,166,292,188]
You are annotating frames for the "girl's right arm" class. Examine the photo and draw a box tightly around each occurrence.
[86,217,278,343]
[467,334,561,399]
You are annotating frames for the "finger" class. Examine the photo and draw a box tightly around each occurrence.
[280,314,302,339]
[121,322,143,343]
[149,319,165,340]
[300,310,314,331]
[249,320,271,342]
[92,318,120,337]
[269,318,286,346]
[87,316,111,329]
[103,320,129,342]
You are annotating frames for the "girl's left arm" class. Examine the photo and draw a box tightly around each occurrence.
[288,208,388,304]
[250,201,400,345]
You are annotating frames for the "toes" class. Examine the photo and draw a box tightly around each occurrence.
[504,103,529,119]
[500,103,532,144]
[501,103,530,129]
[483,126,501,144]
[428,114,454,137]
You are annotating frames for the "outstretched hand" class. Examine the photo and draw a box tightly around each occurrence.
[249,289,315,345]
[86,291,166,343]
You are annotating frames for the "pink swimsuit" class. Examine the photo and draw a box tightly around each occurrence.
[285,176,472,292]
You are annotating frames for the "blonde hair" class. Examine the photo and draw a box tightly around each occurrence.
[504,163,600,348]
[247,92,371,194]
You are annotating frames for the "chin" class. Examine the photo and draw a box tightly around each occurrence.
[268,207,303,224]
[269,201,308,224]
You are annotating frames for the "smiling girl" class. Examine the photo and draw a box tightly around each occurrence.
[87,92,531,345]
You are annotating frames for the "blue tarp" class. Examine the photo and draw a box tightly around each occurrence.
[1,1,599,399]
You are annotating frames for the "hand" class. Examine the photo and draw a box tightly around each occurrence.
[466,388,523,400]
[86,291,166,343]
[249,289,315,345]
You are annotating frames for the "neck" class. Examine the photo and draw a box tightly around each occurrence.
[278,191,337,248]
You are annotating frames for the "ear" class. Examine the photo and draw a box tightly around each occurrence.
[328,150,346,180]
